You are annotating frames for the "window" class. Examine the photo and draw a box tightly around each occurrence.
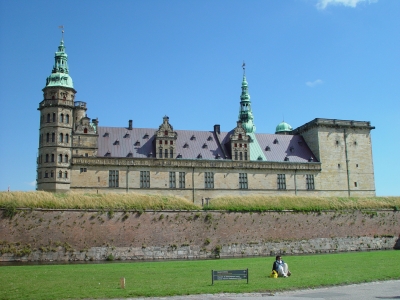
[65,171,68,178]
[239,173,248,189]
[84,128,88,133]
[204,172,214,189]
[277,174,286,190]
[58,171,62,178]
[38,171,42,179]
[52,133,55,142]
[159,148,162,158]
[165,149,168,158]
[338,164,341,169]
[52,113,56,122]
[170,149,173,158]
[306,174,315,190]
[47,114,50,123]
[140,171,150,188]
[45,154,49,163]
[51,154,54,162]
[58,154,62,163]
[244,152,248,160]
[159,140,162,145]
[46,133,50,142]
[64,155,68,163]
[80,168,87,173]
[354,182,358,187]
[66,114,69,123]
[65,134,69,143]
[44,171,49,178]
[109,170,119,187]
[170,140,173,145]
[164,130,168,136]
[59,133,63,143]
[239,152,243,161]
[60,114,64,123]
[235,151,238,160]
[164,140,168,145]
[50,170,54,178]
[179,172,185,188]
[169,172,176,188]
[238,134,242,139]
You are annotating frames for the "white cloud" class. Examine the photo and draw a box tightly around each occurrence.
[28,180,37,187]
[306,79,323,87]
[316,0,377,10]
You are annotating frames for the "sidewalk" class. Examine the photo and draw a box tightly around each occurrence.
[125,280,400,300]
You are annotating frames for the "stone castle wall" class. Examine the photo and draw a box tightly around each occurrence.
[1,209,398,262]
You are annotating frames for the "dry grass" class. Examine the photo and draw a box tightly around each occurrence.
[0,192,399,212]
[0,191,200,211]
[205,195,400,212]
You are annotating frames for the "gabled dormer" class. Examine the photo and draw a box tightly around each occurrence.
[230,120,250,161]
[154,116,178,159]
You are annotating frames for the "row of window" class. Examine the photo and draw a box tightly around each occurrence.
[42,113,70,124]
[106,171,315,190]
[38,154,69,164]
[40,133,70,144]
[159,148,174,159]
[38,170,68,179]
[234,151,248,161]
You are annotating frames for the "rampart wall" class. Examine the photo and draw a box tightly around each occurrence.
[0,209,398,262]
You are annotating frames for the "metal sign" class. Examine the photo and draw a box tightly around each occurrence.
[212,269,248,285]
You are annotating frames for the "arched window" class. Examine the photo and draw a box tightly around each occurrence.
[235,151,238,160]
[52,113,56,122]
[84,128,88,133]
[165,149,168,158]
[47,113,50,122]
[51,154,54,162]
[50,170,54,178]
[64,155,68,163]
[60,114,64,123]
[45,154,49,162]
[239,152,243,161]
[46,133,49,142]
[170,149,173,158]
[45,171,49,178]
[65,171,68,178]
[58,171,62,178]
[59,133,63,143]
[65,134,69,143]
[66,114,69,124]
[58,154,62,163]
[159,148,162,158]
[51,133,55,142]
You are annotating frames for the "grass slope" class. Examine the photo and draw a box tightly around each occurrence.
[0,251,399,300]
[1,192,399,212]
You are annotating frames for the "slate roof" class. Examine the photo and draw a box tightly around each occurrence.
[97,126,318,163]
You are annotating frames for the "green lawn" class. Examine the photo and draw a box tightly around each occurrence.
[0,251,399,300]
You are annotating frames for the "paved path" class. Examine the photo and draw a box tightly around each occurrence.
[124,280,400,300]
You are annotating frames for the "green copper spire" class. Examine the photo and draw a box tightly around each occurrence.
[45,35,74,89]
[238,64,256,133]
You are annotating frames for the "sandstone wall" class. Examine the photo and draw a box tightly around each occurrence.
[0,209,398,262]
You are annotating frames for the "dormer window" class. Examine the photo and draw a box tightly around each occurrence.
[148,152,153,157]
[197,154,202,159]
[215,154,221,159]
[290,146,294,152]
[105,151,111,157]
[265,146,270,151]
[202,143,208,149]
[134,140,140,146]
[273,138,278,144]
[309,157,314,162]
[143,133,149,139]
[284,156,289,161]
[190,135,196,141]
[183,143,189,148]
[113,140,119,145]
[127,152,133,157]
[207,136,213,141]
[257,156,263,161]
[177,153,182,158]
[124,133,130,138]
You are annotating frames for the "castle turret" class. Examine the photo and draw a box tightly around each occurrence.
[37,33,76,192]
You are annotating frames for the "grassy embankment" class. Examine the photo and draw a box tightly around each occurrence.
[1,191,399,212]
[0,251,399,300]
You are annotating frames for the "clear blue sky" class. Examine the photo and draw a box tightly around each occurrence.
[0,0,398,195]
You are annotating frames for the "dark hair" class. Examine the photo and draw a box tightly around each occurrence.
[276,255,281,260]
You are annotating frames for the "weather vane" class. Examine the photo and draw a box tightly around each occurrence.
[242,61,246,75]
[59,25,64,40]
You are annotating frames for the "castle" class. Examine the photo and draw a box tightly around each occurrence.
[37,37,376,203]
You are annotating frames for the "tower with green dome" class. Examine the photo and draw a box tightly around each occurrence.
[37,33,77,192]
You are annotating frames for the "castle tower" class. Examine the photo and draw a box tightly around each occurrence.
[37,34,76,192]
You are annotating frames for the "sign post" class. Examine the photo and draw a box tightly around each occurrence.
[212,269,248,285]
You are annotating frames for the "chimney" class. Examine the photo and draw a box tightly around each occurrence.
[214,124,220,134]
[128,120,132,130]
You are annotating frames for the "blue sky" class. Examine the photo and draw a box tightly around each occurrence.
[0,0,398,195]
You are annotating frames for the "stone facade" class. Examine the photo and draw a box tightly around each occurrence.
[36,39,376,200]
